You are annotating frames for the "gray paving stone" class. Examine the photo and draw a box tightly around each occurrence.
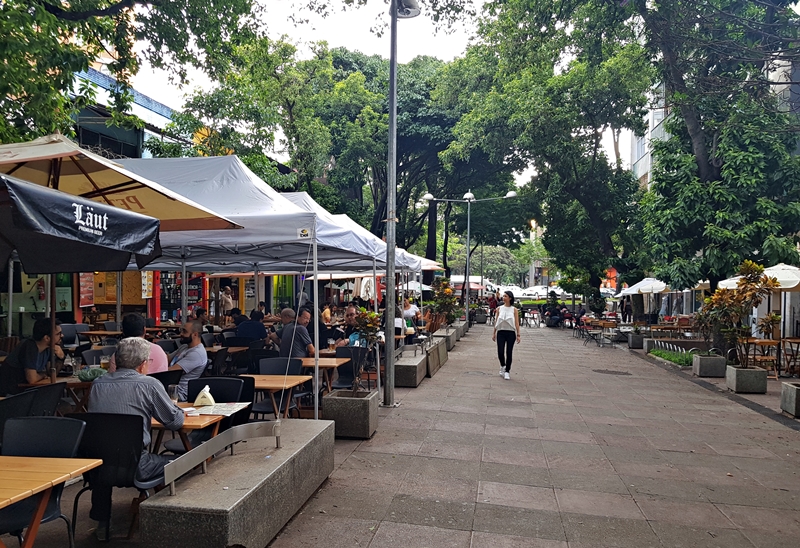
[473,504,567,541]
[385,494,475,530]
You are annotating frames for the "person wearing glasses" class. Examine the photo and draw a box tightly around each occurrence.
[0,317,64,394]
[335,305,360,347]
[167,320,208,401]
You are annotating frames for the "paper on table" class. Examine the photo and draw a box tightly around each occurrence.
[193,402,251,417]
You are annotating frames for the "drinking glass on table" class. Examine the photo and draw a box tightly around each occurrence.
[168,385,179,404]
[327,338,336,351]
[99,355,110,370]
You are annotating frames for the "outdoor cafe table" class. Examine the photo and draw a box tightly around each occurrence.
[151,412,225,453]
[650,325,683,338]
[241,374,313,418]
[782,338,800,375]
[299,357,350,394]
[81,330,122,343]
[0,456,102,548]
[205,346,248,356]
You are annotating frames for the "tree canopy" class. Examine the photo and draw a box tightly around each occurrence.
[0,0,254,143]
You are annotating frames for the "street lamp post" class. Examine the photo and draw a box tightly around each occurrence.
[422,190,518,310]
[384,0,420,408]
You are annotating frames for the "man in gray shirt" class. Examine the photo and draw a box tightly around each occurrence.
[279,308,316,358]
[168,320,208,401]
[88,337,184,538]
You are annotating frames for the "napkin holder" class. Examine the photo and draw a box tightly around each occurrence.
[193,385,216,407]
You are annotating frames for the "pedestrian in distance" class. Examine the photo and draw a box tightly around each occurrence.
[493,290,521,380]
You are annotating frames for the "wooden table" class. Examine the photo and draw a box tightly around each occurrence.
[205,346,248,355]
[81,330,122,342]
[241,374,313,418]
[650,325,682,338]
[299,357,350,394]
[0,456,102,548]
[318,349,337,358]
[151,413,224,453]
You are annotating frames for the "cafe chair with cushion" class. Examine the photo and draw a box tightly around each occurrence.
[60,324,78,349]
[0,391,37,446]
[0,416,86,548]
[154,339,178,354]
[103,321,119,331]
[161,377,244,455]
[24,382,65,416]
[148,370,183,394]
[251,358,301,419]
[66,412,163,541]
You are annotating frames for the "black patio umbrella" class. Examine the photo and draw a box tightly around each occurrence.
[0,173,162,377]
[0,174,161,273]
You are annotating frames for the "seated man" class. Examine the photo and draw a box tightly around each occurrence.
[236,310,268,341]
[335,305,360,347]
[88,337,184,539]
[268,308,296,349]
[168,320,208,401]
[279,308,315,358]
[109,313,169,374]
[0,317,63,395]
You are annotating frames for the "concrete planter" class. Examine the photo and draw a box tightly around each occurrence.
[725,365,767,394]
[692,354,726,378]
[433,329,457,351]
[322,389,379,439]
[628,333,644,349]
[781,382,800,417]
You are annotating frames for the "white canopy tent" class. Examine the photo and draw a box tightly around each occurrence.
[620,278,667,295]
[118,156,393,419]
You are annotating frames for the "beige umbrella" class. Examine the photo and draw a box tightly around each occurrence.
[0,134,239,231]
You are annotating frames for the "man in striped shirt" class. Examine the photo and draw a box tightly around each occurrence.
[88,337,184,539]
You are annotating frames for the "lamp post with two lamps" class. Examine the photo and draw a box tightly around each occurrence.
[422,190,518,309]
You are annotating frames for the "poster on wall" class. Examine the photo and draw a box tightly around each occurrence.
[79,273,94,307]
[141,271,153,299]
[105,273,117,303]
[55,287,72,312]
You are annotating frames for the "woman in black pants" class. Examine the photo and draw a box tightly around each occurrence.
[492,291,521,380]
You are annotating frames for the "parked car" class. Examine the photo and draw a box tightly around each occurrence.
[522,285,550,299]
[599,287,617,298]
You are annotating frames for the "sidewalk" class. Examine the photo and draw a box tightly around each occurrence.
[272,323,800,548]
[8,323,800,547]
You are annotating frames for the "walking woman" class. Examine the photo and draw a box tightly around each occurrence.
[493,290,521,380]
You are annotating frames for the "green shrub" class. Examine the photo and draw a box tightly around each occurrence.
[649,349,692,367]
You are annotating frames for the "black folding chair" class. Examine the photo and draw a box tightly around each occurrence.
[0,416,85,548]
[148,370,183,393]
[0,391,36,445]
[25,382,65,416]
[251,358,301,419]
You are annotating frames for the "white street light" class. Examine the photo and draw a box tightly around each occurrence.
[423,189,518,308]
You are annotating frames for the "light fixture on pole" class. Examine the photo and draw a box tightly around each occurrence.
[384,0,420,408]
[422,190,517,308]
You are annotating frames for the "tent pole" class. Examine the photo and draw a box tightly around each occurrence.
[373,257,381,397]
[312,237,319,420]
[7,258,13,337]
[116,272,122,328]
[49,274,56,381]
[181,247,188,323]
[253,263,259,312]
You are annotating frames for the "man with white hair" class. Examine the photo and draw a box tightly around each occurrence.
[88,337,184,539]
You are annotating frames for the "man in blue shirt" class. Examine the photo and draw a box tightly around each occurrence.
[236,310,268,341]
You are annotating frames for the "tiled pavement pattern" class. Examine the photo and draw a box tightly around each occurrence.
[8,323,800,547]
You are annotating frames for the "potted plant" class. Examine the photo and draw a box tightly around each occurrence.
[628,323,644,349]
[322,307,381,438]
[706,261,779,393]
[690,309,726,377]
[431,277,461,332]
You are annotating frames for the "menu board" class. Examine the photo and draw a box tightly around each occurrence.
[141,271,154,299]
[79,273,94,307]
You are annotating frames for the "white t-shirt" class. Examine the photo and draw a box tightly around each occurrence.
[403,304,419,320]
[495,305,517,332]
